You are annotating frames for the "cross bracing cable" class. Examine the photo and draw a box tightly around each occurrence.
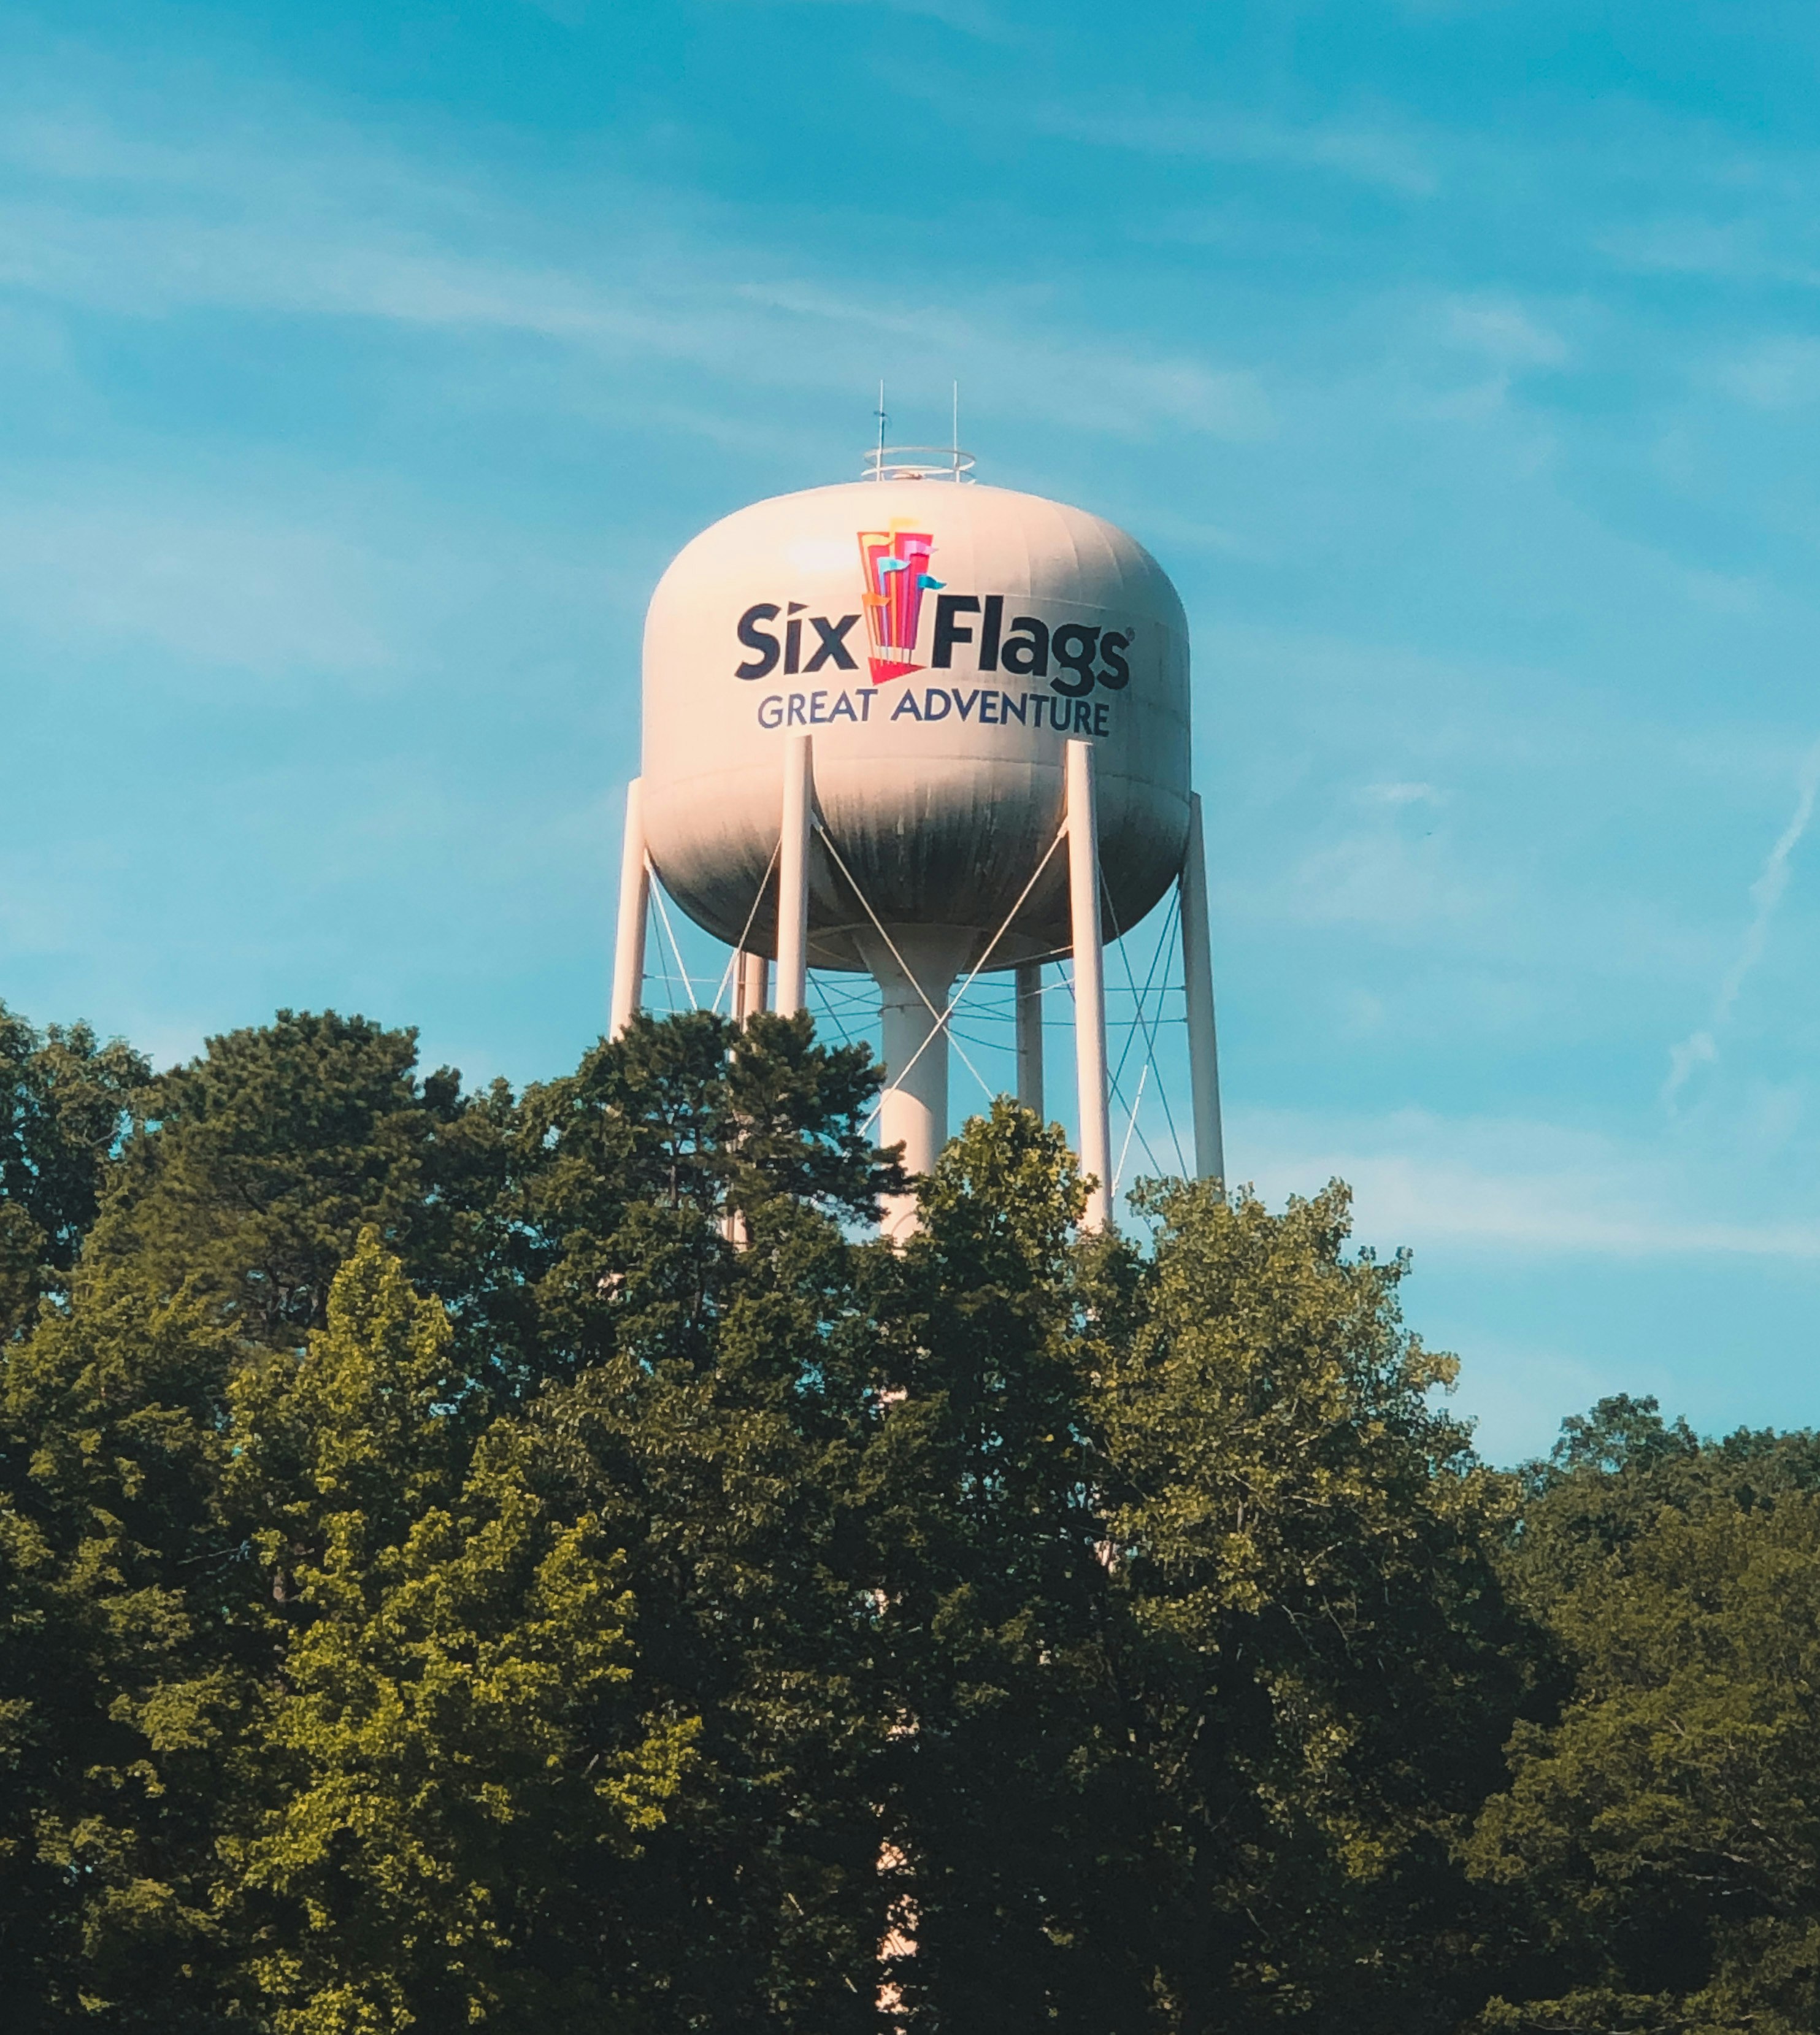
[643,883,690,1017]
[1056,957,1170,1185]
[809,972,864,1051]
[840,822,1072,1135]
[711,841,783,1017]
[812,820,1059,1123]
[646,865,700,1012]
[1122,899,1189,1176]
[1112,1060,1151,1198]
[1101,873,1188,1178]
[1107,900,1172,1096]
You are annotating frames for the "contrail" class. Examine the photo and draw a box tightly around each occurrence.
[1665,737,1820,1103]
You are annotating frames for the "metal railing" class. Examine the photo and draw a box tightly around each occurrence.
[861,444,977,483]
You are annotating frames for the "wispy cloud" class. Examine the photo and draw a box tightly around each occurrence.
[1362,780,1445,807]
[1665,739,1820,1103]
[1445,297,1569,368]
[1243,1106,1820,1262]
[706,0,1013,40]
[1601,216,1820,288]
[0,97,1264,445]
[0,499,396,675]
[1028,100,1437,196]
[1719,335,1820,410]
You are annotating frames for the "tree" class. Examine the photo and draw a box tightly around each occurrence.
[82,1008,509,1357]
[10,995,1707,2031]
[1467,1405,1820,2032]
[1100,1179,1522,2034]
[529,1010,904,2032]
[0,1000,148,1335]
[0,1010,517,2025]
[862,1099,1155,2031]
[221,1230,693,2034]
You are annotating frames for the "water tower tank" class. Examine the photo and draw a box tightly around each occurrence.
[616,458,1223,1233]
[641,478,1193,967]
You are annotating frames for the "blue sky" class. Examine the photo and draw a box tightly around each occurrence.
[6,0,1820,1458]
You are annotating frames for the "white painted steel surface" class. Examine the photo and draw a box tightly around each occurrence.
[734,949,769,1027]
[1066,741,1112,1230]
[610,779,649,1038]
[640,480,1192,973]
[862,926,974,1238]
[776,733,813,1016]
[1015,962,1044,1119]
[1179,791,1226,1186]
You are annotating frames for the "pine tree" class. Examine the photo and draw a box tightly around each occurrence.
[863,1099,1156,2031]
[0,1000,148,1335]
[529,1010,903,2031]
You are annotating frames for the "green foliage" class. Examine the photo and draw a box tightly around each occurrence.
[527,1014,901,2031]
[0,1000,148,1333]
[0,1000,899,2029]
[1100,1179,1522,2033]
[0,1012,544,2023]
[864,1102,1137,2027]
[224,1232,694,2034]
[5,991,1820,2032]
[84,1008,504,1351]
[1467,1398,1820,2032]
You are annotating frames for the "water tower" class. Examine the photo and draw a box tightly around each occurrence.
[610,446,1224,1233]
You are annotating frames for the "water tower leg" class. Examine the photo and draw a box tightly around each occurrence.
[1179,791,1226,1187]
[777,734,813,1017]
[1066,740,1113,1230]
[1015,962,1044,1117]
[610,777,649,1038]
[735,949,769,1026]
[725,951,770,1247]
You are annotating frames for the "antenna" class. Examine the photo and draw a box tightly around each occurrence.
[862,377,976,483]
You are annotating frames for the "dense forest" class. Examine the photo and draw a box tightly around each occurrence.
[2,998,1817,2033]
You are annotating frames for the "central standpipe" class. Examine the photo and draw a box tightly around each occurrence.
[859,927,973,1240]
[734,949,769,1025]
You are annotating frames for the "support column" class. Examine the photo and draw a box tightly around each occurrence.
[1066,740,1113,1230]
[859,926,973,1241]
[724,949,771,1248]
[776,734,813,1018]
[1015,962,1044,1118]
[1179,791,1226,1188]
[734,949,769,1027]
[609,778,649,1038]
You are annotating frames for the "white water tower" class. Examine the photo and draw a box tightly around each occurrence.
[611,446,1223,1233]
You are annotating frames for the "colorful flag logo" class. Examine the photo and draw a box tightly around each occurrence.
[858,523,943,684]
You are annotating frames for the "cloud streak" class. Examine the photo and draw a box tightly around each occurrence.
[1028,100,1437,196]
[1665,738,1820,1103]
[1243,1107,1820,1263]
[0,98,1268,445]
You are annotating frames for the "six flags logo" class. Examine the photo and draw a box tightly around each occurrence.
[733,522,1134,697]
[858,521,940,683]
